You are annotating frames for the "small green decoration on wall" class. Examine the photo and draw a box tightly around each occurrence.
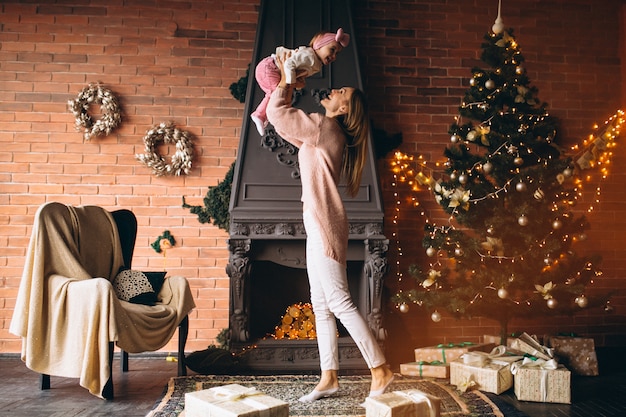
[151,230,176,253]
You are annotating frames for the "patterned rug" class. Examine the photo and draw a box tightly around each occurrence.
[146,374,506,417]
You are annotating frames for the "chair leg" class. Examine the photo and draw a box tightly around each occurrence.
[101,341,115,400]
[40,374,50,390]
[121,349,129,372]
[178,315,189,376]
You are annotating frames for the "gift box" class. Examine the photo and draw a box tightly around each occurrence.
[449,356,514,394]
[400,361,450,378]
[510,332,553,361]
[184,384,289,417]
[414,342,495,364]
[482,334,518,348]
[512,359,571,404]
[365,389,441,417]
[546,335,599,376]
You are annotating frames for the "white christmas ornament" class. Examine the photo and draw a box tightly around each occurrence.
[399,303,409,313]
[497,288,508,299]
[485,79,495,89]
[426,246,436,257]
[492,0,504,34]
[547,298,558,309]
[431,311,442,322]
[518,214,529,226]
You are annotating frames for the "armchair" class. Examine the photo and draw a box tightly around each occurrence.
[10,202,196,399]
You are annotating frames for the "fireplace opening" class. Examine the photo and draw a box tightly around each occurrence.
[248,260,366,342]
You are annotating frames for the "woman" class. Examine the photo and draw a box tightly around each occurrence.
[266,55,395,403]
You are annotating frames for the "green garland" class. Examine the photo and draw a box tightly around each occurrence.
[182,161,234,231]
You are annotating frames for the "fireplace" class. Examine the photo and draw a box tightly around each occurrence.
[226,0,389,372]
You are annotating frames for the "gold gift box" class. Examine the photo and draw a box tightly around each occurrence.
[450,359,513,394]
[365,389,441,417]
[513,365,571,404]
[414,342,495,364]
[400,361,450,379]
[184,384,289,417]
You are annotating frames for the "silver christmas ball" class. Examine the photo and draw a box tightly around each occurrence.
[451,134,460,143]
[458,173,468,184]
[454,247,464,257]
[575,295,588,308]
[426,247,436,257]
[399,303,410,313]
[485,79,495,89]
[515,66,524,75]
[431,311,442,322]
[552,219,563,230]
[497,288,509,299]
[518,215,529,226]
[450,172,457,181]
[483,162,493,174]
[469,78,477,86]
[547,298,558,309]
[515,182,527,192]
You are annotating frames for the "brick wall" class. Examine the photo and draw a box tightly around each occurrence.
[1,0,624,362]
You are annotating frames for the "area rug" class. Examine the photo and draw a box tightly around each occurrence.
[146,374,506,417]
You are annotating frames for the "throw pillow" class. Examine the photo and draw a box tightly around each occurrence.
[112,269,166,306]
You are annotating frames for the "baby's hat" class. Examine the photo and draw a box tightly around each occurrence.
[313,28,350,50]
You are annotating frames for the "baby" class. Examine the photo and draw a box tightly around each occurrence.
[250,28,350,136]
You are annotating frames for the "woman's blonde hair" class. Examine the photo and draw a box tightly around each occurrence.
[339,89,370,198]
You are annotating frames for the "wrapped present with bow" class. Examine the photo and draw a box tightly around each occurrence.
[400,360,450,379]
[414,342,495,364]
[544,334,599,376]
[365,389,441,417]
[510,332,553,361]
[449,345,523,394]
[184,384,289,417]
[511,357,571,404]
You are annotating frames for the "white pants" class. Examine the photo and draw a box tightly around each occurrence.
[303,210,386,371]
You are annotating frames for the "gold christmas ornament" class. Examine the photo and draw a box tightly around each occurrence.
[575,295,588,308]
[497,288,509,299]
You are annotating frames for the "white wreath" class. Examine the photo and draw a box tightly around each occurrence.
[136,122,194,176]
[68,83,122,141]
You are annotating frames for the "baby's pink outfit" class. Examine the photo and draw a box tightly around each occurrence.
[251,46,322,136]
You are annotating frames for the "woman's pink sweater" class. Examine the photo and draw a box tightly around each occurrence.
[266,87,349,265]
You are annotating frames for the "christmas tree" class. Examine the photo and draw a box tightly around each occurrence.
[393,16,608,342]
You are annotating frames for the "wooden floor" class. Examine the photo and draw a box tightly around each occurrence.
[1,350,625,417]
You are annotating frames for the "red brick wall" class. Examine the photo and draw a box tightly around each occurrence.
[1,0,624,361]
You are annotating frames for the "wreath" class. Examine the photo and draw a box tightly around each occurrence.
[135,122,194,176]
[68,83,122,141]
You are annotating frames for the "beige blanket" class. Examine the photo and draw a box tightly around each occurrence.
[10,202,195,398]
